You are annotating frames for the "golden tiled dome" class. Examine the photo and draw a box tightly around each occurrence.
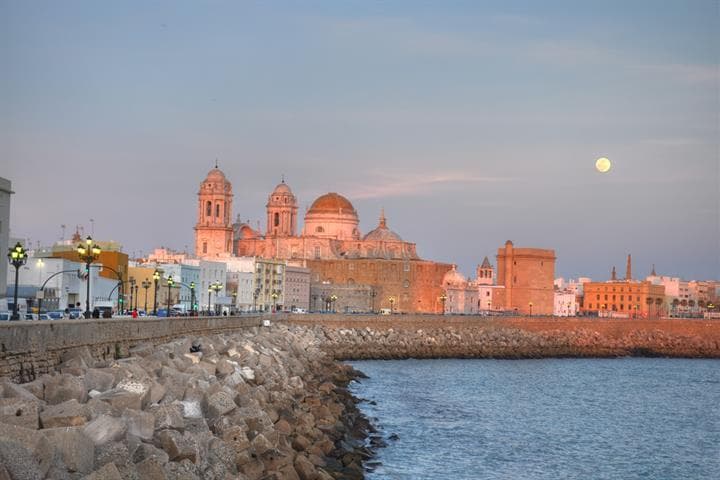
[308,193,356,215]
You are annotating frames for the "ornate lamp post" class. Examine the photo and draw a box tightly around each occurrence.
[128,277,136,313]
[369,289,377,313]
[152,269,161,315]
[141,279,151,314]
[189,282,196,316]
[209,281,223,315]
[166,275,174,317]
[330,294,337,313]
[388,296,395,314]
[7,242,28,320]
[439,293,447,314]
[253,287,261,312]
[133,283,139,311]
[528,302,533,316]
[232,291,237,314]
[271,291,278,313]
[76,236,101,318]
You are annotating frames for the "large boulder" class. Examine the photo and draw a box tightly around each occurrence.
[41,427,95,474]
[43,374,88,405]
[84,369,115,393]
[0,423,55,477]
[0,397,40,429]
[123,409,155,440]
[83,414,127,446]
[39,398,89,428]
[154,430,199,463]
[80,462,123,480]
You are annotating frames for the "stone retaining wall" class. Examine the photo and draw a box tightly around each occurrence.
[0,316,264,382]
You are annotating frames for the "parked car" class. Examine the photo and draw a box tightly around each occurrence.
[38,313,52,321]
[0,312,10,321]
[47,311,65,320]
[68,308,84,319]
[24,313,39,320]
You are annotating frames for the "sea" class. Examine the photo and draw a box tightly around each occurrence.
[348,358,720,480]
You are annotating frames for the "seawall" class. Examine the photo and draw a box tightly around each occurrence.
[0,316,263,382]
[288,314,720,359]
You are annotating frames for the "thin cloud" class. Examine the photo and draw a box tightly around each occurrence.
[631,63,719,85]
[345,171,517,199]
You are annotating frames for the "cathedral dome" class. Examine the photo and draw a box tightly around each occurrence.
[443,265,467,287]
[272,182,292,194]
[205,168,228,183]
[363,210,403,242]
[303,192,360,240]
[307,193,357,216]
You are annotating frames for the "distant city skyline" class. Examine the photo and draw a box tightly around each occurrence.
[2,1,718,280]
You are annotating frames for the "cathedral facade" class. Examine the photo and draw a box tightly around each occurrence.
[194,167,454,313]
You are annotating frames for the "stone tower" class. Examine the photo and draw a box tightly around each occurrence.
[194,165,234,258]
[266,179,298,237]
[496,240,556,315]
[476,256,494,285]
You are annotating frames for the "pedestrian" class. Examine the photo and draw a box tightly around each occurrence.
[132,309,138,319]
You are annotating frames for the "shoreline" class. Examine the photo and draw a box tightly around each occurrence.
[0,318,718,479]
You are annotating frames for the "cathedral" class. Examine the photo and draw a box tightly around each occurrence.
[194,166,455,313]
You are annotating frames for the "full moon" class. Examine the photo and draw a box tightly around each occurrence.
[595,157,612,173]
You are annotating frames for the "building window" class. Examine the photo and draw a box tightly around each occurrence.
[274,213,279,227]
[596,294,600,300]
[215,204,220,217]
[202,242,207,254]
[315,226,324,233]
[403,280,410,288]
[589,303,593,309]
[404,263,410,272]
[314,247,321,259]
[206,201,212,217]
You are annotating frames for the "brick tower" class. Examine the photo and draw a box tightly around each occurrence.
[195,165,234,258]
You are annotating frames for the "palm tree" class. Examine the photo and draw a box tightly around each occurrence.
[646,297,654,318]
[655,298,663,317]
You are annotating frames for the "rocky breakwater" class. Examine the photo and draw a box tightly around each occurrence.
[0,324,372,480]
[313,324,720,359]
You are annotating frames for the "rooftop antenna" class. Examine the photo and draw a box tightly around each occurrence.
[90,218,95,236]
[281,174,285,183]
[60,224,66,240]
[215,158,219,169]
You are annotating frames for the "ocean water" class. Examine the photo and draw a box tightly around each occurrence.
[348,358,720,480]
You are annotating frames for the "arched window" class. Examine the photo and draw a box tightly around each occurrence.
[274,212,280,227]
[202,242,207,254]
[215,204,220,217]
[206,201,212,217]
[315,226,324,233]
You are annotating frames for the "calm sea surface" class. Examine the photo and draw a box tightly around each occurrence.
[348,358,720,480]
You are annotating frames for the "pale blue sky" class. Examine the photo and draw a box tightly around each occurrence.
[2,1,718,280]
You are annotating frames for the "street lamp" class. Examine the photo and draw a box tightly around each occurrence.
[439,293,447,314]
[370,289,377,313]
[529,302,533,316]
[7,242,28,320]
[189,281,196,316]
[166,275,174,317]
[77,236,101,318]
[209,281,223,315]
[141,279,151,314]
[253,287,261,312]
[128,277,136,314]
[152,269,161,315]
[271,291,278,313]
[232,291,237,314]
[133,283,139,311]
[330,294,337,313]
[388,296,395,314]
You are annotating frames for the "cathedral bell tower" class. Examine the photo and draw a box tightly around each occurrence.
[195,165,234,258]
[266,178,298,237]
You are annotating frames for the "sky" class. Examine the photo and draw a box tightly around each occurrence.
[1,0,718,281]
